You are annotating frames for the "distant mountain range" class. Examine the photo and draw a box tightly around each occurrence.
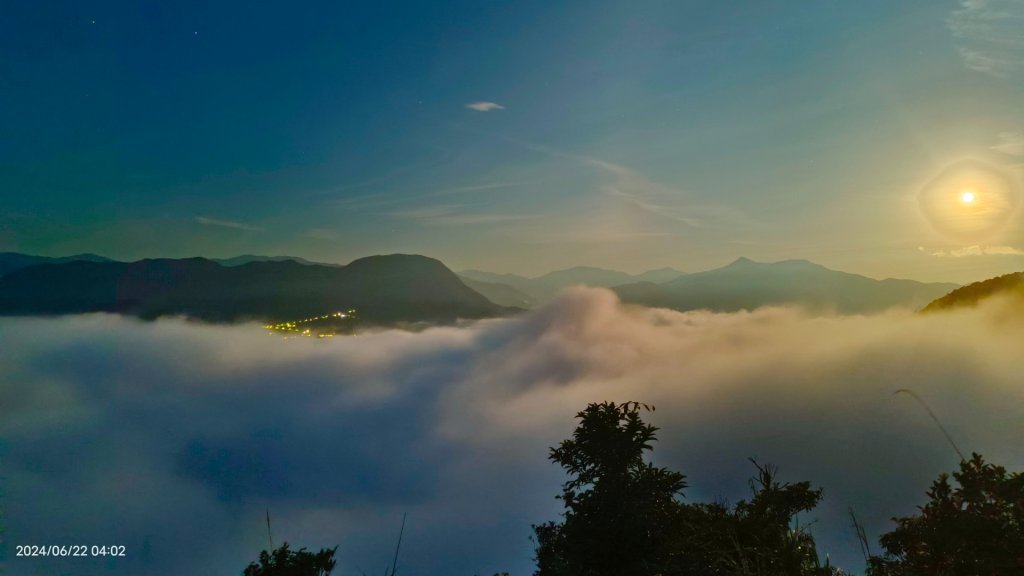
[612,257,959,314]
[211,254,334,267]
[0,252,114,277]
[0,254,507,324]
[459,266,688,303]
[458,277,539,308]
[0,253,331,276]
[0,252,977,321]
[921,271,1023,313]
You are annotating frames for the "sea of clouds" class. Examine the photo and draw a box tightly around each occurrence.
[2,287,1023,575]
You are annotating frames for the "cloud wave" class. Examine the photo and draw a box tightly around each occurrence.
[2,289,1023,574]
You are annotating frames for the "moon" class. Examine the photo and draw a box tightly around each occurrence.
[917,159,1019,242]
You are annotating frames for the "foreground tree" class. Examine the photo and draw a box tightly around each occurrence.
[867,453,1024,575]
[534,401,688,575]
[534,401,839,576]
[682,462,838,575]
[243,542,337,576]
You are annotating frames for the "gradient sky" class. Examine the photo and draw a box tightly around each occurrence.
[2,0,1023,283]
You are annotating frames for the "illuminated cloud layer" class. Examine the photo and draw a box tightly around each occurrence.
[2,289,1023,574]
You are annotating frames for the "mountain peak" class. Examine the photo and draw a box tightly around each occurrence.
[347,253,445,268]
[723,257,824,271]
[727,256,757,267]
[621,257,960,314]
[776,258,825,271]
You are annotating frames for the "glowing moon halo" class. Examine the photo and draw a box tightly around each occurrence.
[917,159,1019,242]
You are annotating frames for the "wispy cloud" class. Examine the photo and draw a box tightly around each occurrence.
[990,131,1024,156]
[388,205,531,226]
[583,157,749,231]
[957,47,1007,76]
[428,181,533,197]
[477,135,741,229]
[947,0,1024,77]
[607,188,704,228]
[443,126,752,245]
[194,216,263,232]
[306,228,341,241]
[326,192,396,211]
[919,244,1024,257]
[465,101,505,112]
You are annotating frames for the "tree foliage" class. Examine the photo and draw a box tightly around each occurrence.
[867,453,1024,575]
[534,401,839,576]
[534,401,687,575]
[679,461,838,575]
[243,542,337,576]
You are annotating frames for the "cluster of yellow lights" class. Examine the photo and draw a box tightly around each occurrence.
[264,310,356,338]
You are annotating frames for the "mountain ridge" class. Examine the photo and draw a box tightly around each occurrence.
[458,277,538,308]
[211,254,335,267]
[921,271,1024,313]
[0,252,114,277]
[0,252,975,318]
[459,265,689,301]
[0,254,508,324]
[615,257,959,314]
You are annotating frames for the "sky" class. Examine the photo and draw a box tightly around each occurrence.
[2,0,1023,283]
[3,289,1024,575]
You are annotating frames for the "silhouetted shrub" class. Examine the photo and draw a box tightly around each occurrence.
[676,461,839,575]
[243,542,337,576]
[867,453,1024,575]
[534,401,839,576]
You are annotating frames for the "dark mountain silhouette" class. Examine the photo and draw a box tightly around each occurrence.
[614,257,958,314]
[212,254,335,267]
[457,270,538,295]
[535,266,636,288]
[632,266,687,284]
[0,254,508,324]
[459,266,687,301]
[921,271,1024,313]
[0,252,113,277]
[458,277,538,308]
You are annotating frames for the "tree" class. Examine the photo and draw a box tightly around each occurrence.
[868,453,1024,575]
[534,401,840,576]
[534,401,687,576]
[683,461,839,576]
[243,542,337,576]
